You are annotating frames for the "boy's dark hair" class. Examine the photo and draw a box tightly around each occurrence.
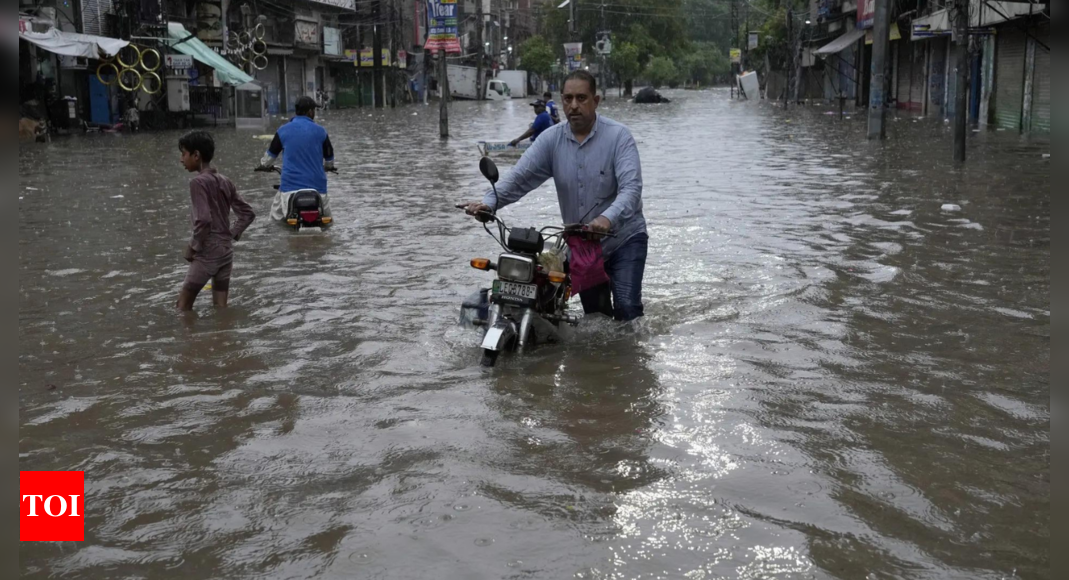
[564,70,597,96]
[543,91,552,99]
[179,131,215,163]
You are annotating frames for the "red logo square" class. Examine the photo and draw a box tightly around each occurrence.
[20,472,85,542]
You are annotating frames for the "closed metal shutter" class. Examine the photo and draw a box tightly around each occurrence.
[1030,24,1049,134]
[910,41,926,110]
[254,57,282,115]
[896,40,911,107]
[286,57,305,114]
[995,27,1026,131]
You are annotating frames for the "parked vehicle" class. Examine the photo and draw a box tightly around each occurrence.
[494,70,528,98]
[447,65,510,101]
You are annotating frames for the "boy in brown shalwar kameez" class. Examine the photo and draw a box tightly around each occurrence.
[176,132,256,311]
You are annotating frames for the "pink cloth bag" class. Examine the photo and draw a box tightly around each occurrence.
[566,236,611,294]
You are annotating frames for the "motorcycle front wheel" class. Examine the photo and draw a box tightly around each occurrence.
[481,349,500,368]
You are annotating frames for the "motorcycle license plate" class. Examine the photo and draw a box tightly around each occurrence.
[497,281,537,300]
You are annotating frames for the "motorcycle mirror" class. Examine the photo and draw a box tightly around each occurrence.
[479,157,500,185]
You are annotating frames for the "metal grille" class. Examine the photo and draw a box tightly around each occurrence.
[1030,24,1049,133]
[81,0,114,37]
[995,27,1026,131]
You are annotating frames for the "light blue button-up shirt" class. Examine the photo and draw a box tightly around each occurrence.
[483,114,646,257]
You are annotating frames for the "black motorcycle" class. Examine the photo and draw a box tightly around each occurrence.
[255,166,336,232]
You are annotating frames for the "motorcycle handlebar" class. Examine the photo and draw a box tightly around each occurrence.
[255,166,337,174]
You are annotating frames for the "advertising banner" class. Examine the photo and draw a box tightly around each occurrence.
[858,0,876,30]
[425,0,462,54]
[564,42,583,71]
[359,48,391,67]
[323,27,342,56]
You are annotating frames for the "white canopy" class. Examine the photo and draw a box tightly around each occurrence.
[19,26,129,59]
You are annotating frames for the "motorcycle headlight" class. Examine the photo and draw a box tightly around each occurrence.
[498,254,535,283]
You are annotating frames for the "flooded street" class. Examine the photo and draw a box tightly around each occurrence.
[19,89,1049,579]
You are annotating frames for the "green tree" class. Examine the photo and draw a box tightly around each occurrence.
[518,35,556,78]
[646,56,680,88]
[609,42,642,96]
[679,42,731,86]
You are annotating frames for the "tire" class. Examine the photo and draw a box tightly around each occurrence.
[481,349,500,368]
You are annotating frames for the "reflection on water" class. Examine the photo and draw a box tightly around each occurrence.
[20,90,1048,579]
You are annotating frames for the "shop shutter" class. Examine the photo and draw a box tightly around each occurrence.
[910,41,926,110]
[286,57,305,114]
[1030,24,1049,134]
[254,57,282,115]
[896,40,911,108]
[995,27,1026,131]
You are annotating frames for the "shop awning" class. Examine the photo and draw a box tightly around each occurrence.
[911,2,1044,40]
[19,26,128,59]
[814,28,867,56]
[167,22,253,86]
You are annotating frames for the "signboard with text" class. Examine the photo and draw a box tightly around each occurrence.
[359,48,391,67]
[165,54,195,69]
[425,0,461,54]
[307,0,356,9]
[323,27,342,56]
[858,0,876,29]
[564,42,582,71]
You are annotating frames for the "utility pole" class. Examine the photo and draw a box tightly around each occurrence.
[730,0,738,98]
[570,0,577,39]
[599,1,606,99]
[476,0,485,100]
[439,52,450,138]
[373,1,384,108]
[953,0,970,162]
[868,0,891,139]
[784,4,792,107]
[386,0,396,108]
[792,12,804,104]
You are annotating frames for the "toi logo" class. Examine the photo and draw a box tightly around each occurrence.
[20,472,85,542]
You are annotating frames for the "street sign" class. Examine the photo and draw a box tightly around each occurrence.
[596,31,612,55]
[730,49,742,64]
[748,32,759,50]
[165,54,195,69]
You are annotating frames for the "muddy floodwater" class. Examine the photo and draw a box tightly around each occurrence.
[19,90,1049,579]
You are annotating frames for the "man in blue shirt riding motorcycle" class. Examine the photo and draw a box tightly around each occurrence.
[259,96,336,223]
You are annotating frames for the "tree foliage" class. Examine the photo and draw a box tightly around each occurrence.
[679,42,731,85]
[609,42,642,84]
[517,35,556,78]
[645,56,680,88]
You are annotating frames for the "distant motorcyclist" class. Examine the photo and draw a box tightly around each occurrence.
[259,96,336,223]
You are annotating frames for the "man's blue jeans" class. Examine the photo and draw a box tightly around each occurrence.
[579,233,648,322]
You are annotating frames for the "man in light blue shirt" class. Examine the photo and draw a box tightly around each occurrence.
[464,71,648,321]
